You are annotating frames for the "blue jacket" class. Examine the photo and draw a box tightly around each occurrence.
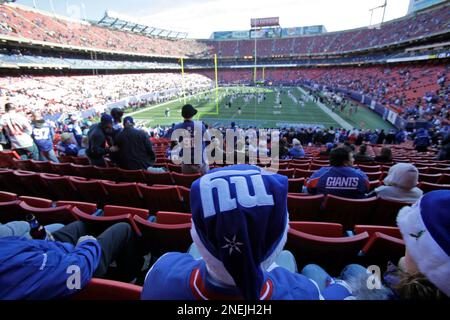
[0,237,101,300]
[288,147,305,158]
[306,167,369,199]
[414,131,431,147]
[32,124,55,152]
[141,253,353,300]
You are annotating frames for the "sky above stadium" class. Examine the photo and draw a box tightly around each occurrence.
[16,0,410,38]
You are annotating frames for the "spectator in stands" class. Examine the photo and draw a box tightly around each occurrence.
[306,146,369,199]
[319,143,334,157]
[56,133,79,157]
[31,114,59,163]
[374,163,423,203]
[374,147,393,163]
[437,131,450,160]
[0,221,142,299]
[377,130,386,145]
[413,128,431,152]
[141,165,354,300]
[0,220,63,239]
[172,104,209,174]
[111,108,124,137]
[0,103,39,160]
[354,144,374,163]
[288,139,305,158]
[66,115,83,147]
[86,114,117,167]
[114,116,156,170]
[383,190,450,299]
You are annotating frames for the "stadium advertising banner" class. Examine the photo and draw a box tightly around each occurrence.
[282,27,304,37]
[251,17,280,28]
[232,31,250,39]
[408,0,444,13]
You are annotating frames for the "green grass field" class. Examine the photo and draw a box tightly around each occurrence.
[128,86,394,130]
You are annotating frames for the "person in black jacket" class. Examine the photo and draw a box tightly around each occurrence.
[114,117,156,170]
[86,114,116,167]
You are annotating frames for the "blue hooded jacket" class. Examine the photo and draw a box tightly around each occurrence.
[0,237,101,300]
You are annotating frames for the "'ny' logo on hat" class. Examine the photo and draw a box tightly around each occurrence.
[222,235,243,255]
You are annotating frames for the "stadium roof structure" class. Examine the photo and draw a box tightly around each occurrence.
[96,11,188,40]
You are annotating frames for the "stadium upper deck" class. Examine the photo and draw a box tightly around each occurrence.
[0,2,448,60]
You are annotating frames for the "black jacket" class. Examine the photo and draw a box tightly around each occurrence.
[86,124,110,160]
[114,127,155,170]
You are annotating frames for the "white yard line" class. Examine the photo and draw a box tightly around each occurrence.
[126,89,214,117]
[297,87,353,130]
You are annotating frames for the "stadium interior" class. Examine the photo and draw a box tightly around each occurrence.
[0,0,449,303]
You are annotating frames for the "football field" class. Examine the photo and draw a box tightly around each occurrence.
[128,86,394,130]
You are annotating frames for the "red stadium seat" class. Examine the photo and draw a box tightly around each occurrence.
[55,201,98,215]
[138,185,184,214]
[142,170,173,185]
[71,207,139,235]
[289,221,343,237]
[322,195,378,230]
[18,196,52,208]
[51,162,73,176]
[273,168,295,178]
[287,194,324,221]
[0,151,17,168]
[70,164,98,179]
[71,278,142,300]
[368,180,381,191]
[133,215,192,257]
[0,200,24,224]
[419,173,443,184]
[103,205,149,220]
[101,181,144,209]
[357,165,381,173]
[13,170,50,198]
[360,232,405,267]
[371,198,412,226]
[354,225,402,239]
[288,178,305,194]
[167,163,183,173]
[19,202,75,225]
[94,167,121,182]
[156,211,192,224]
[427,167,450,175]
[117,169,146,183]
[286,229,370,274]
[70,157,90,165]
[365,171,383,181]
[309,163,329,171]
[12,159,34,171]
[293,169,314,179]
[69,177,109,208]
[419,182,450,193]
[171,172,201,188]
[439,174,450,184]
[289,163,310,170]
[178,186,191,213]
[0,191,17,202]
[40,174,79,201]
[30,160,54,173]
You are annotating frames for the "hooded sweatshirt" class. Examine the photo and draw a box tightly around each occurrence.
[375,163,423,203]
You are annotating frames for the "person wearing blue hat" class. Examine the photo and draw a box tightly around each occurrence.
[86,113,117,167]
[141,165,354,300]
[114,116,156,170]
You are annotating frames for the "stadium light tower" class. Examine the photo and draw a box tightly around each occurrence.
[369,0,388,28]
